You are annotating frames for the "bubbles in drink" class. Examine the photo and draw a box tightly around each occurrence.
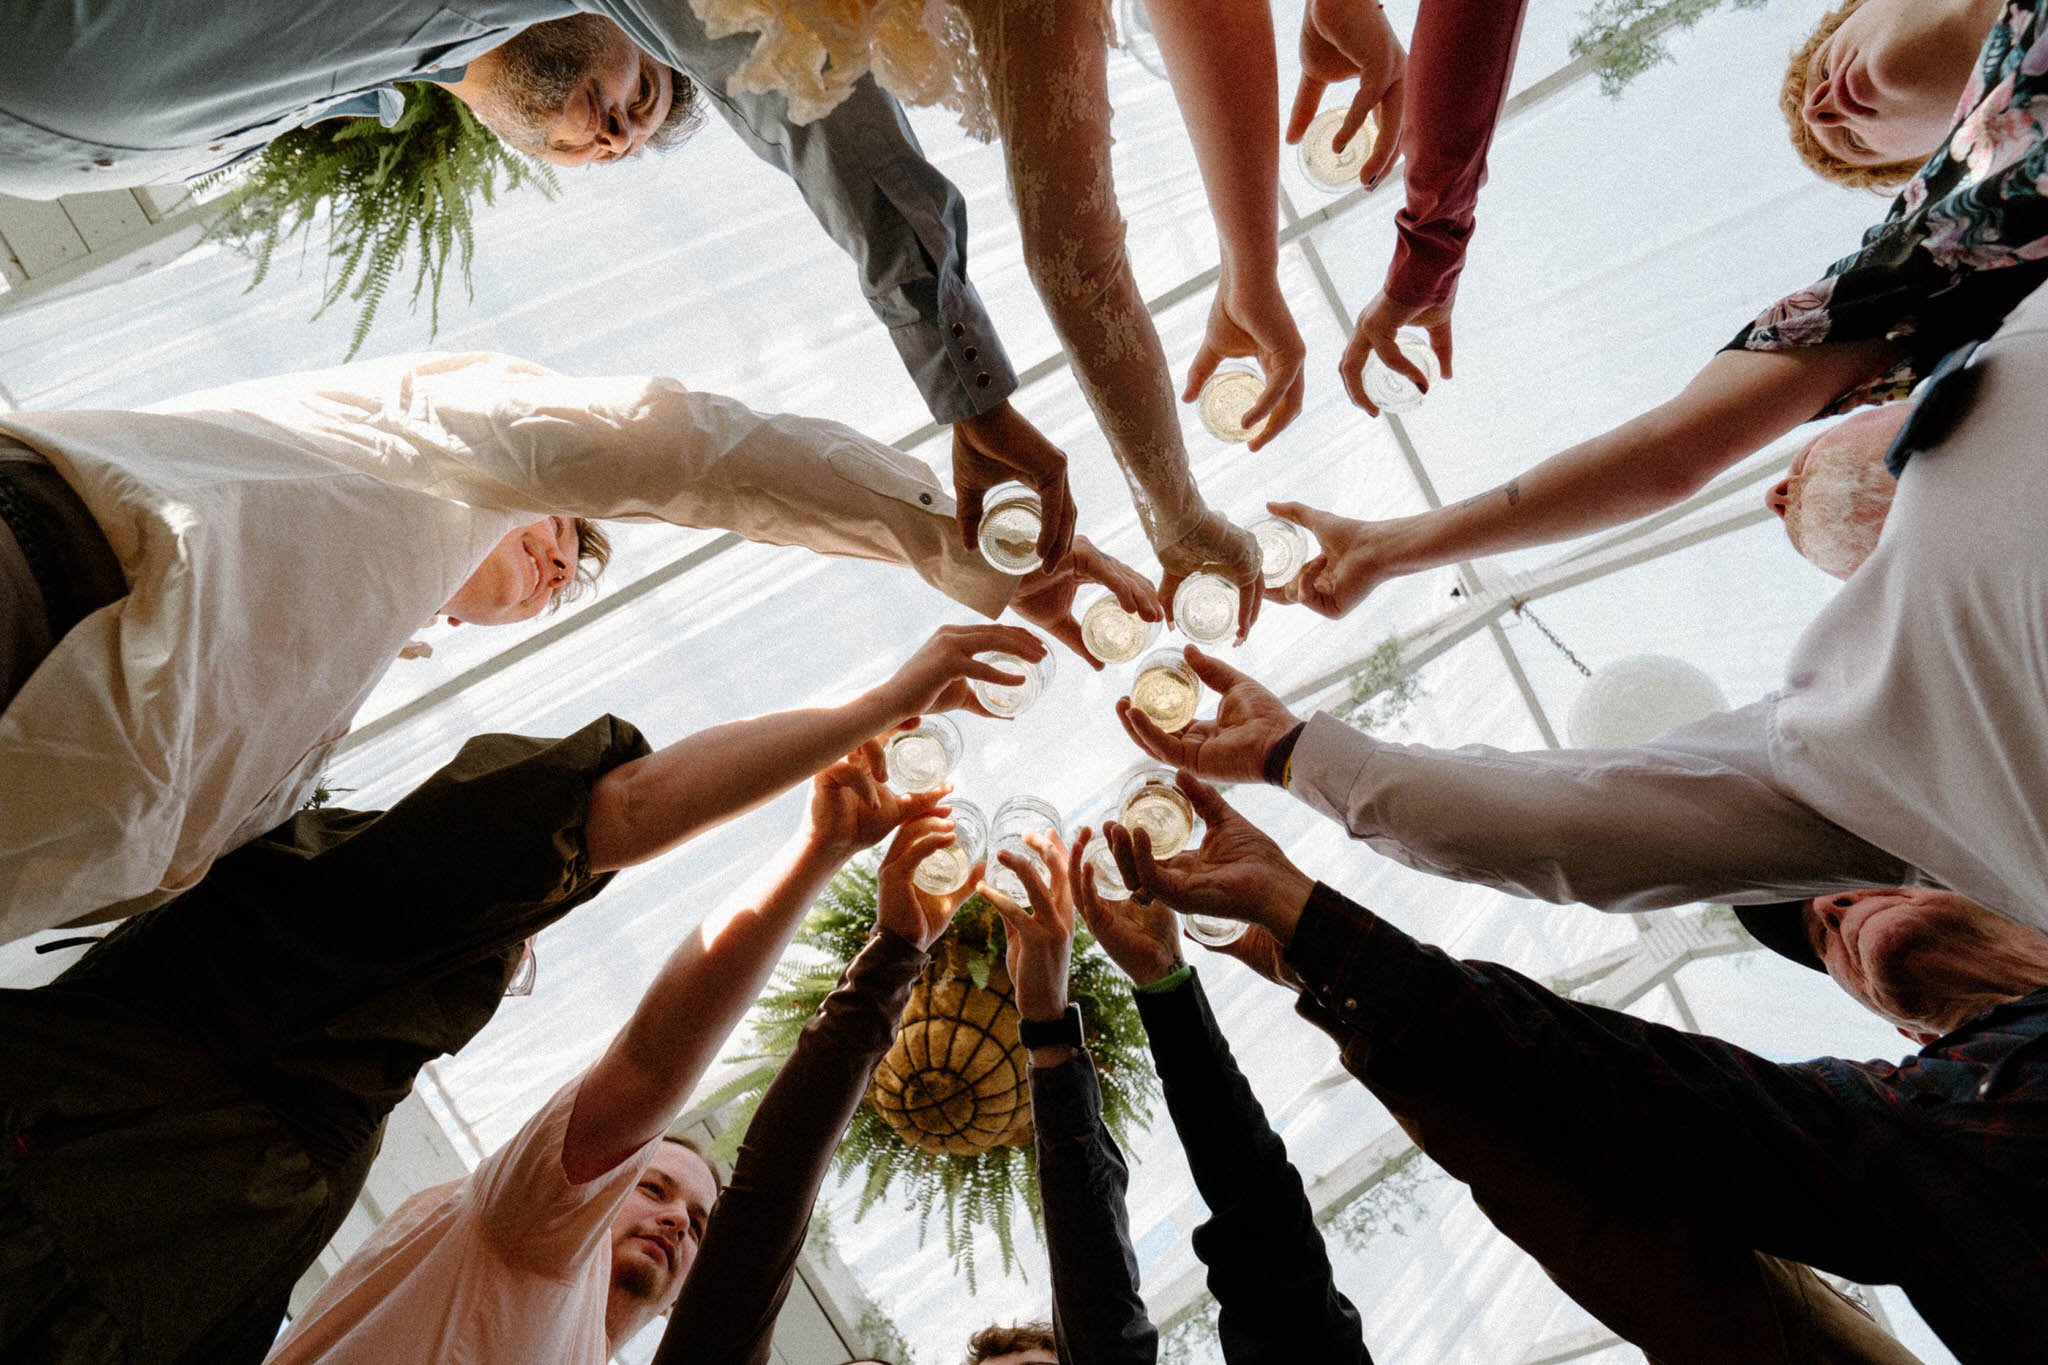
[977,483,1044,574]
[885,714,962,793]
[1299,106,1377,191]
[1083,841,1130,900]
[970,645,1055,718]
[1119,770,1195,859]
[1248,515,1308,590]
[913,842,975,895]
[1173,571,1239,646]
[1081,593,1157,664]
[1130,651,1201,733]
[1184,914,1248,947]
[1198,365,1267,443]
[1362,328,1443,414]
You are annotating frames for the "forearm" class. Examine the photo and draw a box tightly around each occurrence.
[563,832,845,1183]
[1370,342,1900,574]
[1148,0,1281,277]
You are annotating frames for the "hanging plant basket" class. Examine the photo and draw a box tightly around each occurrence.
[870,935,1036,1156]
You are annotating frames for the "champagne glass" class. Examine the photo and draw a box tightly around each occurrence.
[1197,362,1266,443]
[1117,767,1198,858]
[912,798,988,896]
[1361,328,1443,415]
[970,635,1056,717]
[985,796,1066,903]
[885,714,963,793]
[976,481,1045,574]
[1246,515,1309,590]
[1173,571,1239,646]
[1183,913,1248,948]
[1298,106,1377,192]
[1080,591,1159,665]
[1128,648,1202,734]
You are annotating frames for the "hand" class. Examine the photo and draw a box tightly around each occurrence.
[1264,500,1403,619]
[1155,508,1263,644]
[1010,535,1163,670]
[876,810,979,951]
[953,400,1076,570]
[981,829,1075,1025]
[805,741,949,859]
[1071,826,1182,987]
[1206,922,1305,996]
[1116,645,1300,784]
[1340,292,1453,417]
[1287,0,1407,190]
[882,623,1049,719]
[1107,772,1315,944]
[1182,273,1306,451]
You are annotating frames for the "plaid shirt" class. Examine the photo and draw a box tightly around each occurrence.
[1285,883,2048,1364]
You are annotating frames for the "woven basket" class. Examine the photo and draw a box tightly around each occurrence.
[869,937,1034,1155]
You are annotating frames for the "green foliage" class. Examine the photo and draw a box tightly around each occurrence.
[201,83,557,359]
[1571,0,1771,97]
[1316,1147,1438,1254]
[1158,1294,1222,1365]
[714,862,1158,1289]
[1329,637,1423,734]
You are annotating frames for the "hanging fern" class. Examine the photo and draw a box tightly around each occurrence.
[705,862,1157,1287]
[200,83,558,358]
[1571,0,1772,98]
[1330,637,1424,734]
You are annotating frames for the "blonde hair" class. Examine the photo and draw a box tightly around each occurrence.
[1781,0,1924,192]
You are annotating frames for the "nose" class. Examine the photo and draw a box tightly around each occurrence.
[1807,77,1846,126]
[1766,478,1791,518]
[597,100,640,157]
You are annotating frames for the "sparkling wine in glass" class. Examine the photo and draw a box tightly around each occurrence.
[912,798,988,896]
[969,639,1056,718]
[1117,767,1197,858]
[1247,515,1309,590]
[1298,106,1377,191]
[985,796,1066,903]
[1173,571,1239,646]
[977,481,1044,574]
[885,714,963,793]
[1197,363,1267,443]
[1129,649,1202,734]
[1183,914,1248,948]
[1080,591,1158,665]
[1362,328,1443,414]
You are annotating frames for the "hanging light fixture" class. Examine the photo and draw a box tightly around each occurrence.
[1566,653,1730,749]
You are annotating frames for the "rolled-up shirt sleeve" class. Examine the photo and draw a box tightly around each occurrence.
[1284,705,1910,911]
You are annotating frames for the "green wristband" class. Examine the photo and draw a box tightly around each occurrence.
[1132,962,1193,995]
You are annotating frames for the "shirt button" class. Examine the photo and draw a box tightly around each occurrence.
[1344,998,1358,1012]
[950,323,965,338]
[919,493,932,505]
[975,372,991,388]
[963,345,978,361]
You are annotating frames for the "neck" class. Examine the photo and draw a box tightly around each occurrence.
[1918,935,2048,1036]
[603,1284,652,1355]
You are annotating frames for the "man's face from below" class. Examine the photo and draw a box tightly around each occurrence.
[1766,402,1907,579]
[441,516,580,626]
[607,1142,718,1312]
[1802,887,2033,1038]
[474,15,673,165]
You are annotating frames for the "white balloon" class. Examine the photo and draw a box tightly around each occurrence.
[1566,654,1730,749]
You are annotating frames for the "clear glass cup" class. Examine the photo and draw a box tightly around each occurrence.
[885,714,963,793]
[969,638,1056,718]
[1173,571,1239,646]
[1080,591,1158,665]
[1183,914,1248,947]
[985,795,1066,903]
[1082,837,1130,901]
[912,798,988,896]
[503,936,538,997]
[1361,328,1443,415]
[1128,648,1202,734]
[1298,106,1377,191]
[976,481,1044,574]
[1197,363,1266,443]
[1117,766,1197,858]
[1247,515,1309,590]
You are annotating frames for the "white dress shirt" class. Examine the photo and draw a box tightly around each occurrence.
[1287,281,2048,936]
[0,352,1013,941]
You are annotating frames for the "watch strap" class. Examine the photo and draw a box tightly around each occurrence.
[1017,1002,1084,1049]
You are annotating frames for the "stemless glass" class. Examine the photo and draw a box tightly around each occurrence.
[1117,767,1197,858]
[1246,515,1309,590]
[985,796,1066,903]
[1080,590,1159,665]
[1183,913,1248,948]
[1197,363,1266,443]
[1298,106,1377,191]
[885,714,964,793]
[912,798,988,896]
[1082,837,1130,901]
[976,481,1045,574]
[1128,648,1202,734]
[1172,571,1239,646]
[503,936,538,997]
[969,637,1056,717]
[1361,328,1443,414]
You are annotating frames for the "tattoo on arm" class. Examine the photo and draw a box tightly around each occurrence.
[1504,480,1521,507]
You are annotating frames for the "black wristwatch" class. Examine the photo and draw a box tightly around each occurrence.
[1017,1002,1084,1050]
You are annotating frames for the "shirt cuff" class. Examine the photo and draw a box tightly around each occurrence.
[1264,721,1307,787]
[1283,882,1398,1034]
[1131,962,1193,996]
[1284,712,1378,821]
[917,281,1019,424]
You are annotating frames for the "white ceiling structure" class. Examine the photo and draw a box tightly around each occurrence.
[0,0,1962,1360]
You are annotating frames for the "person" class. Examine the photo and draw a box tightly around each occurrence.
[694,0,1336,635]
[1267,1,2048,625]
[0,351,1156,941]
[0,624,1005,1365]
[1105,770,2048,1362]
[651,806,979,1363]
[3,6,1078,570]
[1145,281,2048,933]
[1285,0,1530,415]
[264,706,977,1365]
[1764,400,1908,579]
[960,1323,1058,1365]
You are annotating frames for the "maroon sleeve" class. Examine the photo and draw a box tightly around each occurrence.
[1383,0,1530,309]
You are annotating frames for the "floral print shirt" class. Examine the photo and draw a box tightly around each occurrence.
[1727,3,2048,412]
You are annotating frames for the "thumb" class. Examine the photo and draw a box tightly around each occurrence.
[956,480,987,552]
[1266,499,1333,537]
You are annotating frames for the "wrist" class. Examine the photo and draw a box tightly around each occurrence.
[1252,865,1315,946]
[1029,1043,1080,1069]
[1128,953,1186,988]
